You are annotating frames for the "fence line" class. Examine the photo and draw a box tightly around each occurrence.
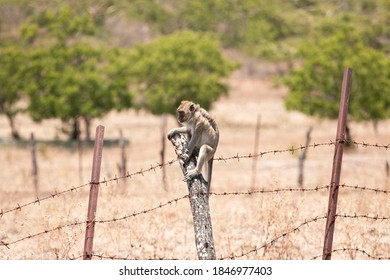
[1,139,388,219]
[4,211,390,259]
[214,140,389,162]
[0,158,177,217]
[1,181,389,220]
[2,186,390,250]
[311,247,390,260]
[1,138,389,259]
[68,247,390,260]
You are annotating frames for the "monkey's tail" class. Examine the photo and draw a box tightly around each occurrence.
[207,157,214,194]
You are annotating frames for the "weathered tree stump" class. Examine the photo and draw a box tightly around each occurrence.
[168,133,216,260]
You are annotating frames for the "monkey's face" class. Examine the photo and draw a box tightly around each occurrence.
[176,100,197,123]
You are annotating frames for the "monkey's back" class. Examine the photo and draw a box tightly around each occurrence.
[196,108,219,148]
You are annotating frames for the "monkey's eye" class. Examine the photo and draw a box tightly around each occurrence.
[189,104,195,112]
[178,111,185,118]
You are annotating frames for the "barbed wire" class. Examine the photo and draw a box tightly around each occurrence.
[71,247,390,260]
[3,210,390,258]
[214,140,389,162]
[221,213,390,260]
[0,159,178,218]
[220,215,328,260]
[2,181,389,220]
[91,254,178,260]
[336,213,390,221]
[1,139,388,218]
[311,247,390,260]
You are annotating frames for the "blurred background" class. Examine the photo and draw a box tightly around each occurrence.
[1,0,389,142]
[0,0,389,259]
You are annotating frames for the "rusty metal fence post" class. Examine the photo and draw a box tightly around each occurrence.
[322,68,352,260]
[83,125,105,260]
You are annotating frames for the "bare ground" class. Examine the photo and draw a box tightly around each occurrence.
[0,64,389,260]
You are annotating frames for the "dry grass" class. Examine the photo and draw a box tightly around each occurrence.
[0,68,389,260]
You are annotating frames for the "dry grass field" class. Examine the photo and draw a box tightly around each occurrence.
[0,63,389,260]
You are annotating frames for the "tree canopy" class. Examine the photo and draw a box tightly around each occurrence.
[16,4,133,140]
[128,30,238,115]
[284,21,390,125]
[0,45,28,138]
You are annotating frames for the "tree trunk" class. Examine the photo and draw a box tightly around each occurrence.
[71,117,81,141]
[6,113,20,139]
[84,117,92,142]
[345,123,353,148]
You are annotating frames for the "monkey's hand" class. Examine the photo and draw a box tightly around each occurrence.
[180,152,190,162]
[167,129,176,140]
[184,167,200,182]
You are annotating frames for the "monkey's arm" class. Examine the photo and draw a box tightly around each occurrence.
[167,126,190,140]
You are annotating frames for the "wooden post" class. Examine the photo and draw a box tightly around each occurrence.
[117,129,127,179]
[30,133,38,197]
[168,133,216,260]
[77,118,83,185]
[83,125,105,260]
[251,115,261,189]
[322,68,352,260]
[160,115,168,191]
[298,126,313,188]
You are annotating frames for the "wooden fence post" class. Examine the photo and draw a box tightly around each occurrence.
[83,125,105,260]
[77,118,83,185]
[298,126,313,188]
[160,115,168,191]
[168,133,216,260]
[251,114,261,189]
[322,68,352,260]
[30,132,38,197]
[117,129,127,179]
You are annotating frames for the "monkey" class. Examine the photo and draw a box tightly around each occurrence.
[167,100,219,191]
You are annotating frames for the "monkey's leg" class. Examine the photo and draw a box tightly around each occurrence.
[185,144,214,181]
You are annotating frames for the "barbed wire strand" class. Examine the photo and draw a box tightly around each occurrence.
[214,140,389,162]
[311,247,390,260]
[0,194,189,248]
[0,159,178,218]
[1,139,388,217]
[2,181,390,220]
[3,211,390,257]
[70,247,390,261]
[220,215,328,260]
[221,213,390,260]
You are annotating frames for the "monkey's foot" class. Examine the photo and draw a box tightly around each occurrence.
[184,168,200,182]
[180,152,190,162]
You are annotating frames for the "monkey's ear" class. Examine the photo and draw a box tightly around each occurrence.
[189,103,195,112]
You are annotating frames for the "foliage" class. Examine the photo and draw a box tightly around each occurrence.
[16,4,133,139]
[25,43,133,139]
[128,30,238,115]
[0,45,28,138]
[284,22,390,123]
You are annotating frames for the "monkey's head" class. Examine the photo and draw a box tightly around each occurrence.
[176,100,199,123]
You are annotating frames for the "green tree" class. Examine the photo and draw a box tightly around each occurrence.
[0,45,27,139]
[284,23,390,133]
[25,43,132,140]
[19,4,133,140]
[128,30,238,115]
